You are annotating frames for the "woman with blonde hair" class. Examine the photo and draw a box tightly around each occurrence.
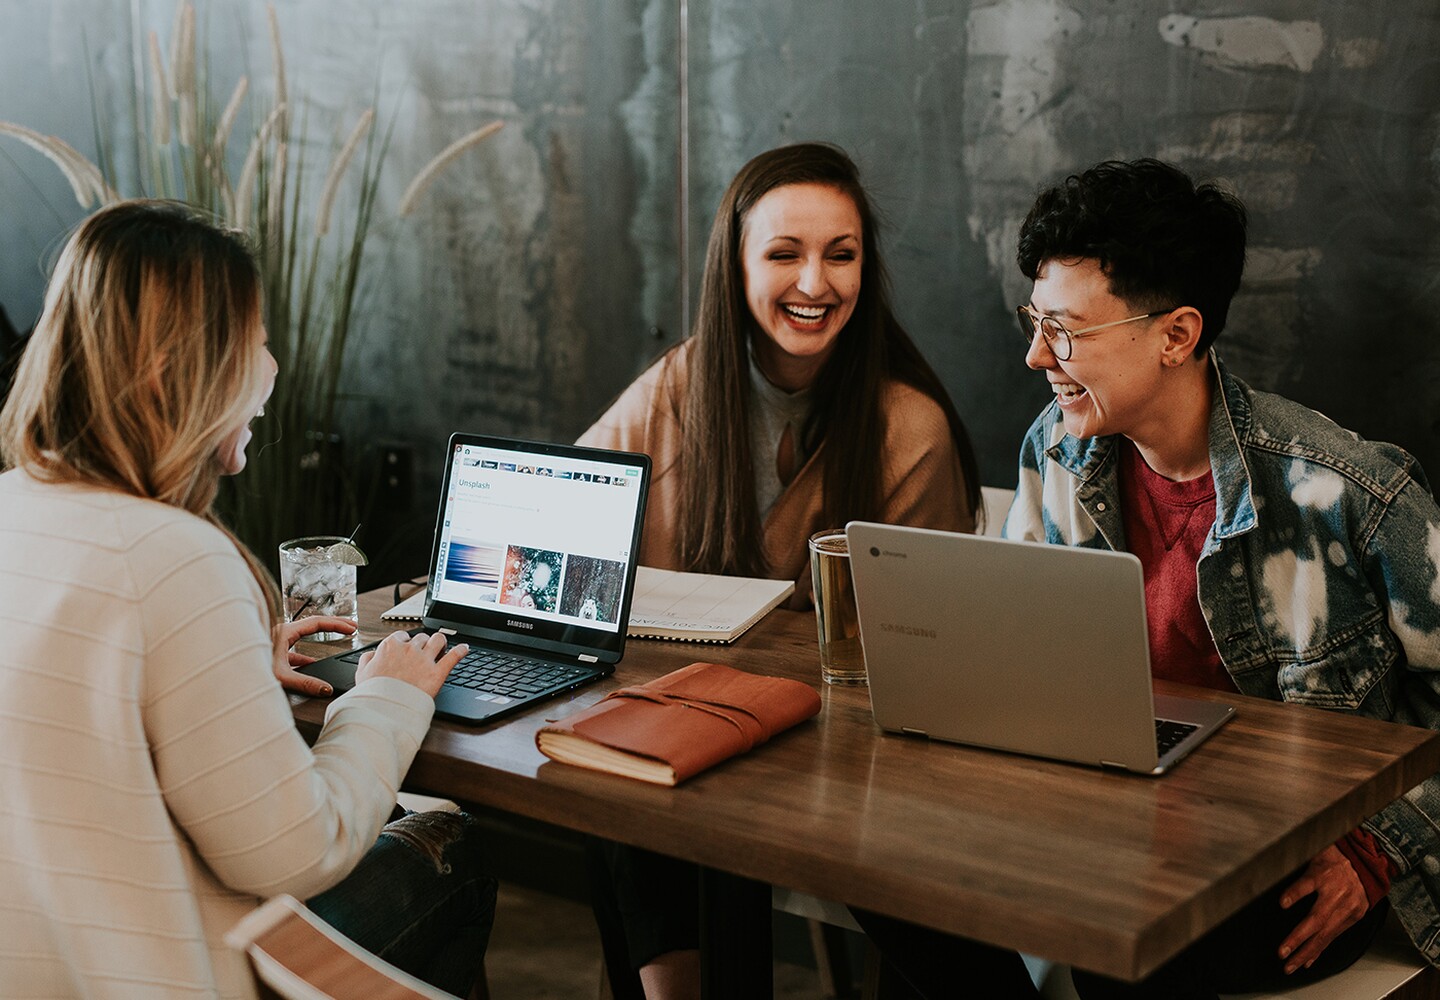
[0,200,494,998]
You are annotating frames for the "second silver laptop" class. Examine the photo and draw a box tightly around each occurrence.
[846,522,1235,776]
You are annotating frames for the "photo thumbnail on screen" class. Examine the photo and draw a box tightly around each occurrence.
[559,555,627,623]
[501,545,563,613]
[443,540,503,593]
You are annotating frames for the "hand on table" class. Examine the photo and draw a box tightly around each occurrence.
[272,616,358,696]
[357,630,468,699]
[1277,844,1368,975]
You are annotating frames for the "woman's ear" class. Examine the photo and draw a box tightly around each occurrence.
[1160,307,1204,367]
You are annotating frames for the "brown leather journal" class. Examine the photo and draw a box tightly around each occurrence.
[534,662,822,785]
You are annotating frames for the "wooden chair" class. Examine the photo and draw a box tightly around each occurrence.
[228,796,489,1000]
[227,894,458,1000]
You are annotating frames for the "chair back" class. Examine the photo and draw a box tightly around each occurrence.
[980,485,1016,537]
[226,894,455,1000]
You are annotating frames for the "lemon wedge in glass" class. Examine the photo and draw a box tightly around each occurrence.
[325,540,369,566]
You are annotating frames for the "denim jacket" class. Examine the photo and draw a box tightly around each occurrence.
[1005,356,1440,964]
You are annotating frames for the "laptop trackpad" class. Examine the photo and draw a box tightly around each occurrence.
[295,650,366,693]
[434,684,509,719]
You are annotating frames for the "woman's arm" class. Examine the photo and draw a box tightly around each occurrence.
[139,520,436,900]
[877,384,975,533]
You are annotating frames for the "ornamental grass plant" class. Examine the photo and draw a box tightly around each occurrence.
[0,1,500,568]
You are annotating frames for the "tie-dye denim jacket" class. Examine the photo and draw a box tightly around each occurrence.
[1005,357,1440,964]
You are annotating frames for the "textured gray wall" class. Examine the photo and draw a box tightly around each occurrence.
[3,1,1438,543]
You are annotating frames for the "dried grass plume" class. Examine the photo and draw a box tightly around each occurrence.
[397,119,504,217]
[315,108,375,236]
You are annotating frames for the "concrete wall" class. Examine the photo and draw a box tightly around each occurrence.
[4,1,1438,557]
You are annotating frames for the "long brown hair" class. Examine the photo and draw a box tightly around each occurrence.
[677,143,981,576]
[0,199,282,622]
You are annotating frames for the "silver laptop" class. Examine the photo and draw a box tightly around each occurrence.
[846,523,1235,775]
[299,433,650,724]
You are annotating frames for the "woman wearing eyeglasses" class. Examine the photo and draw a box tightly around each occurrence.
[1006,160,1436,999]
[862,158,1440,999]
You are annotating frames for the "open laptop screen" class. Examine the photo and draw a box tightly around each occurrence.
[423,434,650,658]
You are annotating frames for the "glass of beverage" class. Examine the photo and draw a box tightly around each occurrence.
[278,536,362,641]
[809,530,866,685]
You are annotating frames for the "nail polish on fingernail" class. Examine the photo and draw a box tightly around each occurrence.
[322,685,333,696]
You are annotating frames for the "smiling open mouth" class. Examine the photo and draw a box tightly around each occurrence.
[782,303,828,324]
[1053,381,1088,401]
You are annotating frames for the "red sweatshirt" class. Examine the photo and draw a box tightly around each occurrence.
[1119,439,1392,906]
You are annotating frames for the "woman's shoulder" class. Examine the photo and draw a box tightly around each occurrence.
[877,378,954,441]
[1,471,255,614]
[578,342,691,447]
[4,471,240,571]
[627,341,693,397]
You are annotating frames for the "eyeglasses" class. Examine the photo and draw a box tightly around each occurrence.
[1015,306,1172,362]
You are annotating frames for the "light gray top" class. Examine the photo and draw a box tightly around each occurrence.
[747,352,814,518]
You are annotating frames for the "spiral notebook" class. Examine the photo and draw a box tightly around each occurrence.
[384,566,793,644]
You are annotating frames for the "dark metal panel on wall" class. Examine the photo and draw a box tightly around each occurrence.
[334,0,680,454]
[685,0,1036,487]
[682,0,1440,486]
[2,0,1438,506]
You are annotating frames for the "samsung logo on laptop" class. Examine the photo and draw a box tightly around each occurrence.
[507,619,534,630]
[879,622,937,639]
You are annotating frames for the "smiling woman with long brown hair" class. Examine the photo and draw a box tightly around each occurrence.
[582,142,979,605]
[579,142,981,999]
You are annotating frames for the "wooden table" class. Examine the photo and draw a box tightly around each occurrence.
[293,587,1440,989]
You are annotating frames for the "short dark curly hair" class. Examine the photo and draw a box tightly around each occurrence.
[1016,158,1247,354]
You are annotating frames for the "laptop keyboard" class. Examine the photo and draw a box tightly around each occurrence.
[442,645,592,705]
[1155,718,1199,757]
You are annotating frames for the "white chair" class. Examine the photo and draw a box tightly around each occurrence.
[980,485,1015,537]
[227,894,458,1000]
[771,886,867,997]
[1222,911,1438,999]
[395,791,461,814]
[1025,910,1437,1000]
[775,491,1019,996]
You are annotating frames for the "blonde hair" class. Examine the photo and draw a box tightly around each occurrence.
[0,199,281,621]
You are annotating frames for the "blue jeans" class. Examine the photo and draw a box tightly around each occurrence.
[307,809,497,997]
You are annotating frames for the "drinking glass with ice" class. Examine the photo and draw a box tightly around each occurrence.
[278,536,367,641]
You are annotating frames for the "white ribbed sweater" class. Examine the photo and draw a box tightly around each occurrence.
[0,469,436,999]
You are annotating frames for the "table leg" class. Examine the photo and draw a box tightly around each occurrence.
[698,866,772,999]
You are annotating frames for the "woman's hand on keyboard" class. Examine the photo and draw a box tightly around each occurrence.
[356,630,469,698]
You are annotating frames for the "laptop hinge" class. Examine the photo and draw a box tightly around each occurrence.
[900,727,928,738]
[438,627,457,635]
[578,653,599,663]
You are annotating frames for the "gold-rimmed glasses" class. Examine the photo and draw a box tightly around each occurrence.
[1016,306,1172,362]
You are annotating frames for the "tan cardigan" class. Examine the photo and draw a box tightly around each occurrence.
[578,344,975,606]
